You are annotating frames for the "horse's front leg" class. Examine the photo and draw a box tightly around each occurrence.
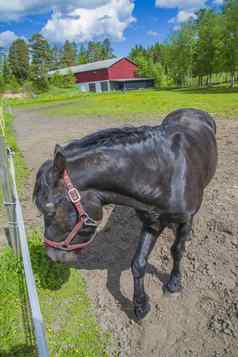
[131,224,164,320]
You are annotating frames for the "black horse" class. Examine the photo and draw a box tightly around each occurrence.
[33,108,217,319]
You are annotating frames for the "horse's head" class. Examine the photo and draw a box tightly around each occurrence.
[33,146,101,262]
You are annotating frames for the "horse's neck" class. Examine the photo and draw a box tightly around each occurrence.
[68,129,163,198]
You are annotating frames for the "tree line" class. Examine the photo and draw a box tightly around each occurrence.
[129,0,238,88]
[0,35,114,93]
[0,0,237,93]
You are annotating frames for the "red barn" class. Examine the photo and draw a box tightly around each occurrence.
[49,57,154,92]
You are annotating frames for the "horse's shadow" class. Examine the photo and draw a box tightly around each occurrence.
[74,206,170,320]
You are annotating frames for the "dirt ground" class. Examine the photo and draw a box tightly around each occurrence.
[13,106,238,357]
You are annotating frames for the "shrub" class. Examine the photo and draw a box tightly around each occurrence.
[32,75,49,93]
[22,81,34,97]
[50,70,75,88]
[62,71,76,88]
[5,75,21,93]
[50,72,64,87]
[0,75,5,93]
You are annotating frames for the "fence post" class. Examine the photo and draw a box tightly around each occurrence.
[0,137,19,254]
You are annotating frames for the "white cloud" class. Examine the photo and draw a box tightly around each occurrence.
[41,0,136,43]
[155,0,207,10]
[213,0,223,5]
[0,0,135,44]
[156,0,206,29]
[0,31,18,48]
[169,10,197,25]
[0,1,110,21]
[177,10,197,22]
[147,30,159,37]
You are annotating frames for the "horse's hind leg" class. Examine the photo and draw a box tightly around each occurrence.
[165,217,193,293]
[168,222,192,242]
[131,224,164,320]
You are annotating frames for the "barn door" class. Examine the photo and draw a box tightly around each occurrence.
[89,83,96,92]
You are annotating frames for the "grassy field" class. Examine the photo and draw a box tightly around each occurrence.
[12,87,238,119]
[0,232,108,356]
[0,107,28,208]
[0,103,109,356]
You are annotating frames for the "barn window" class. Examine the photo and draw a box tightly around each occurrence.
[100,81,108,92]
[89,83,96,92]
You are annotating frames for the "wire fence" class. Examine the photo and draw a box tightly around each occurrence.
[0,122,50,356]
[0,105,5,137]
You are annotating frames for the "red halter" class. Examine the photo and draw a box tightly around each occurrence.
[44,169,98,252]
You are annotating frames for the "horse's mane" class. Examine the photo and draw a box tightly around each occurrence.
[60,125,159,160]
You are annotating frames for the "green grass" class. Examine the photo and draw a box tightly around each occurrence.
[0,231,108,356]
[0,105,29,212]
[0,100,109,356]
[12,86,238,120]
[10,86,85,107]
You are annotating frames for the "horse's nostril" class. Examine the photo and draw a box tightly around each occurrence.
[46,202,56,216]
[46,202,55,210]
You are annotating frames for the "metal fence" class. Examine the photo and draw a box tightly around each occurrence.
[0,129,50,356]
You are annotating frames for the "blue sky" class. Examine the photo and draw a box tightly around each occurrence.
[0,0,223,57]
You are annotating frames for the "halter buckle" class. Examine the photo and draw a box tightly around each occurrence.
[68,187,81,203]
[83,213,98,227]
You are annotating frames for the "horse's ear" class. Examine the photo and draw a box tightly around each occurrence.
[53,145,66,184]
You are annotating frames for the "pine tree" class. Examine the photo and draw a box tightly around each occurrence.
[29,33,51,92]
[3,56,11,83]
[78,44,88,64]
[8,39,29,83]
[49,45,62,70]
[30,33,51,67]
[62,40,77,67]
[102,39,114,59]
[87,40,114,63]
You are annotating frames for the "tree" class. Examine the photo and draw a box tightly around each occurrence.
[62,40,77,67]
[29,34,51,92]
[78,44,88,64]
[152,62,164,88]
[87,39,114,62]
[221,0,238,86]
[49,45,63,70]
[0,73,5,92]
[168,22,196,87]
[30,33,51,66]
[194,9,222,86]
[8,39,29,83]
[129,45,148,62]
[3,56,11,83]
[29,33,51,76]
[0,46,6,72]
[102,38,114,59]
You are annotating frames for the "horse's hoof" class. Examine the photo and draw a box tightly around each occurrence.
[134,301,151,320]
[164,274,182,294]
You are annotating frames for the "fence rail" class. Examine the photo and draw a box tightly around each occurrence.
[0,133,50,356]
[0,105,5,137]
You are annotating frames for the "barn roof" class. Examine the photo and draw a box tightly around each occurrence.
[48,57,134,76]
